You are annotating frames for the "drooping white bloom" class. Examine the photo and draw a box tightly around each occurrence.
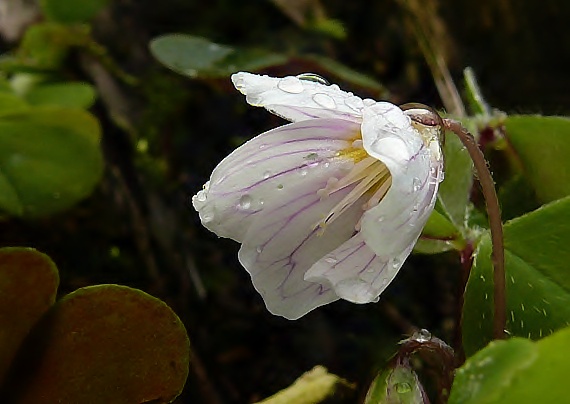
[193,72,444,320]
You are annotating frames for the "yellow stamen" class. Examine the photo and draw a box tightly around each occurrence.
[316,137,392,231]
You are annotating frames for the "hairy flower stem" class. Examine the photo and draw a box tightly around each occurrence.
[442,119,506,340]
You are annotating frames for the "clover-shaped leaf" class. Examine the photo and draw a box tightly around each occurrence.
[0,248,190,403]
[0,107,103,217]
[0,248,59,385]
[450,327,570,403]
[463,196,570,355]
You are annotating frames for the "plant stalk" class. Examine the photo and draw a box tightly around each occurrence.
[442,119,506,340]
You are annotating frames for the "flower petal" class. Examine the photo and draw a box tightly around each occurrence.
[192,118,360,242]
[231,72,367,123]
[359,102,444,258]
[237,183,368,319]
[304,233,412,303]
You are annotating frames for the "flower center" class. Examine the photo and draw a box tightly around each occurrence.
[315,139,392,231]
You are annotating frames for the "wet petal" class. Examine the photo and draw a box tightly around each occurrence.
[232,72,367,123]
[359,103,444,258]
[237,183,368,319]
[305,233,412,303]
[192,119,360,242]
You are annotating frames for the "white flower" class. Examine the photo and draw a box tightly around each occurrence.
[192,72,444,319]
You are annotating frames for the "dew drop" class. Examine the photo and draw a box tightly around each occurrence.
[412,177,422,192]
[412,328,432,343]
[300,168,308,176]
[345,95,364,112]
[377,216,385,223]
[263,170,272,179]
[395,382,412,394]
[277,76,304,94]
[237,194,253,210]
[313,93,336,109]
[296,73,330,85]
[391,258,401,269]
[325,257,338,265]
[256,245,263,254]
[277,184,284,190]
[363,98,375,106]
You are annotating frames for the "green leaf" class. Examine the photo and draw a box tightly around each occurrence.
[505,115,570,203]
[2,284,190,403]
[150,34,235,78]
[415,210,465,254]
[303,55,388,96]
[0,248,59,385]
[256,366,351,404]
[40,0,110,23]
[438,132,473,227]
[150,34,289,78]
[450,327,570,403]
[0,93,29,116]
[463,196,570,355]
[462,67,490,116]
[0,107,104,217]
[17,23,74,70]
[364,365,425,404]
[24,82,96,109]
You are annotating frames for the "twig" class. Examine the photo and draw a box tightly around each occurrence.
[397,0,466,117]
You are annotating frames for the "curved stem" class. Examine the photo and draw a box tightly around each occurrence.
[442,119,506,340]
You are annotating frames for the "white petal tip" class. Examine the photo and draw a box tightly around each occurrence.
[335,278,380,303]
[231,72,248,94]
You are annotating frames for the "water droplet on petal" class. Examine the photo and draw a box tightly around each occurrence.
[412,177,422,192]
[392,258,401,269]
[277,184,284,190]
[412,328,432,343]
[313,93,336,109]
[237,194,252,210]
[325,257,338,264]
[377,216,385,223]
[395,382,412,394]
[202,212,214,223]
[256,245,263,254]
[344,95,364,112]
[296,73,330,85]
[277,76,304,93]
[263,170,272,179]
[363,98,376,106]
[300,168,308,176]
